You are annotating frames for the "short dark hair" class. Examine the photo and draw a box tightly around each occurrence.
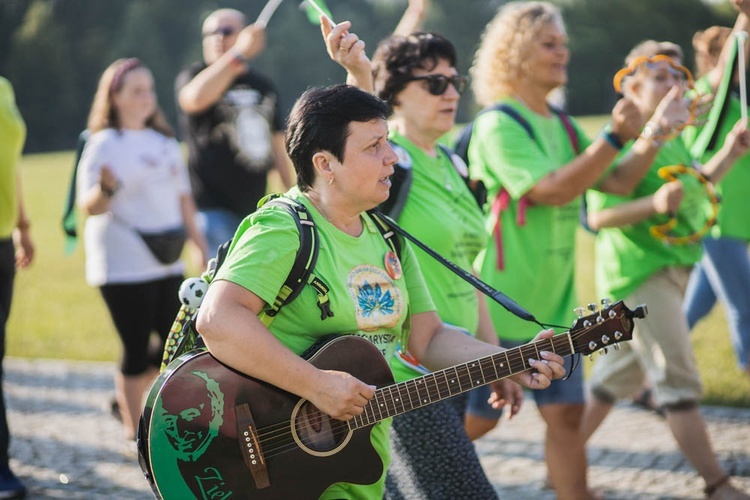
[285,85,392,192]
[372,32,458,106]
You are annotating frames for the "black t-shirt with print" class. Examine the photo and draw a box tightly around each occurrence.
[175,62,284,217]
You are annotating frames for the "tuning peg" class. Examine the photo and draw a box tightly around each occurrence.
[588,341,597,351]
[574,307,586,318]
[587,303,598,313]
[599,347,608,356]
[613,344,621,351]
[588,354,594,361]
[601,297,612,308]
[614,331,623,341]
[601,335,610,345]
[633,304,648,319]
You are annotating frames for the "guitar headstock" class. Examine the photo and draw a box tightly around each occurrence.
[569,299,647,356]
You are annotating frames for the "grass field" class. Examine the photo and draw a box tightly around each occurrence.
[8,124,750,407]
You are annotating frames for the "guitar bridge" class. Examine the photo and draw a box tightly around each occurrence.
[235,403,270,489]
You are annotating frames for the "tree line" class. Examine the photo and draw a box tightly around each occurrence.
[0,0,734,153]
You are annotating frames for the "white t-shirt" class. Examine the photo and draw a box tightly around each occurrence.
[77,128,191,286]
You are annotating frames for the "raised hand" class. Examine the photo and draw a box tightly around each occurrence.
[649,85,693,136]
[320,18,374,93]
[233,24,266,61]
[610,97,645,142]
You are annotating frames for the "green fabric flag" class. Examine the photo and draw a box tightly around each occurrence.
[689,33,739,159]
[302,0,333,25]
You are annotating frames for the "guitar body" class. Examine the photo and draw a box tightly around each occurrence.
[139,336,395,500]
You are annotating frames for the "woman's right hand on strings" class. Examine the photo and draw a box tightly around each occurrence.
[308,369,376,421]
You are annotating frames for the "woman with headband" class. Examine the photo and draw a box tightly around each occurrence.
[77,58,207,442]
[581,37,750,499]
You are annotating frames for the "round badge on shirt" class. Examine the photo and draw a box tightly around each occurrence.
[384,251,402,280]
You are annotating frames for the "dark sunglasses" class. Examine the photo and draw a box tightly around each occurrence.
[406,74,468,96]
[203,26,238,38]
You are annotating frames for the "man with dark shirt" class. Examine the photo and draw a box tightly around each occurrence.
[176,8,293,254]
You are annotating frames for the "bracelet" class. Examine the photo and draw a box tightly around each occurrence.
[641,121,665,147]
[602,128,624,151]
[16,220,30,231]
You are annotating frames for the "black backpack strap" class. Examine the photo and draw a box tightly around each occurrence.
[437,144,487,209]
[257,194,321,321]
[379,142,413,220]
[454,102,535,165]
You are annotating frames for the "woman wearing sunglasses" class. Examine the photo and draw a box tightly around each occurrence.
[321,19,522,500]
[465,1,696,498]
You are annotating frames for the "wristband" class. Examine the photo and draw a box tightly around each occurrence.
[602,128,624,151]
[16,220,30,231]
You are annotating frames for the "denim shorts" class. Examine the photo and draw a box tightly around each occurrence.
[499,339,585,407]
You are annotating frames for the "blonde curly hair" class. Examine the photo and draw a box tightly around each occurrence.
[471,1,565,107]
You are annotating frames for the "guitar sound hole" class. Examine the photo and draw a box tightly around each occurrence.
[293,401,350,455]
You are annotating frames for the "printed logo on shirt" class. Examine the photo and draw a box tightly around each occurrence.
[347,264,403,333]
[217,88,275,172]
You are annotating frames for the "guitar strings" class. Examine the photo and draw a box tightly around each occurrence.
[252,335,571,459]
[248,315,620,460]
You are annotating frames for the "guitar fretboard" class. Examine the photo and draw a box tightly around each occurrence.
[349,333,573,429]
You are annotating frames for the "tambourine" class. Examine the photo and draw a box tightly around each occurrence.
[613,55,700,142]
[649,164,719,246]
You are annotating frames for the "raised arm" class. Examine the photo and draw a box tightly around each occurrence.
[393,0,430,36]
[706,0,750,92]
[178,24,266,114]
[524,98,642,206]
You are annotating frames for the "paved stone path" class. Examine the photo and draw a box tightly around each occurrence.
[6,357,750,499]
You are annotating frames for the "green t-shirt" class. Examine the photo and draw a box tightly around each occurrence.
[682,75,750,241]
[587,137,705,301]
[0,77,26,239]
[387,132,487,382]
[215,187,435,499]
[468,99,590,342]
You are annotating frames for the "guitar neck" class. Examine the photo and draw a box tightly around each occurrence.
[349,333,574,429]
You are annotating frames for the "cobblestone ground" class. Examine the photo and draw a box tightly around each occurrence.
[6,357,750,499]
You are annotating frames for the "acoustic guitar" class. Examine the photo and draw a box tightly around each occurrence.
[138,300,646,499]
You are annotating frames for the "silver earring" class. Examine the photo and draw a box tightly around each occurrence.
[328,175,334,186]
